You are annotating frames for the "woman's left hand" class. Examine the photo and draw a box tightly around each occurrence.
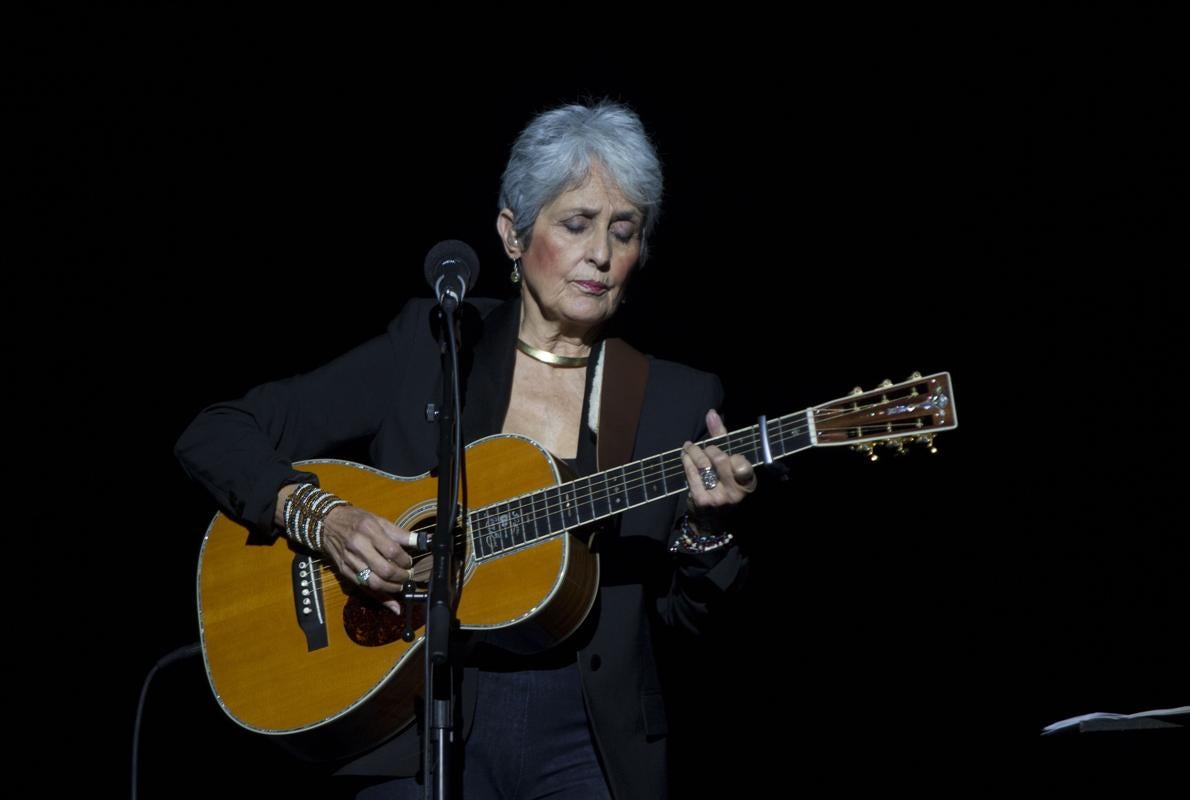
[681,409,756,516]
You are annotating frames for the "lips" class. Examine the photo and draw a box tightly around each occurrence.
[574,281,609,294]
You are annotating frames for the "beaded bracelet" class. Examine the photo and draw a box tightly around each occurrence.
[284,483,348,552]
[668,512,735,554]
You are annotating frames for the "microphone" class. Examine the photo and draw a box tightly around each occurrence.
[424,240,479,311]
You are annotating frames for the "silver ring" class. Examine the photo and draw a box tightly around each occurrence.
[699,465,719,490]
[356,567,372,585]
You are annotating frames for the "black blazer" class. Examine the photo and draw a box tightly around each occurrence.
[177,297,747,799]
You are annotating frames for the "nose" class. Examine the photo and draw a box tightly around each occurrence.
[587,232,610,271]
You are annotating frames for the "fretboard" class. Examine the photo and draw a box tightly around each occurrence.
[470,409,812,560]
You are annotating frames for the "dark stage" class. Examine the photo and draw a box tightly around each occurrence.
[30,13,1185,796]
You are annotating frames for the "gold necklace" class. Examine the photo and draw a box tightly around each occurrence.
[516,338,589,367]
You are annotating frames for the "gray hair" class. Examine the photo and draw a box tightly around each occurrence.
[498,101,664,264]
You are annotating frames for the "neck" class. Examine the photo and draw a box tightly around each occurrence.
[517,292,600,358]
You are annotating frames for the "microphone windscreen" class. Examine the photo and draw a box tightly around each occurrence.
[424,240,480,289]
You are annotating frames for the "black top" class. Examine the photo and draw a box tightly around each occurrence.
[175,297,748,800]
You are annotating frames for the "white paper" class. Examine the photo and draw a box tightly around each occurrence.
[1042,705,1190,734]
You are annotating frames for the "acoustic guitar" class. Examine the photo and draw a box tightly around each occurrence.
[197,371,957,759]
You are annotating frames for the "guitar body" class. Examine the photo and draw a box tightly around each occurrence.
[197,434,599,761]
[196,370,958,762]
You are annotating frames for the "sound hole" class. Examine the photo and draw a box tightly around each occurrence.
[340,511,468,646]
[405,511,470,583]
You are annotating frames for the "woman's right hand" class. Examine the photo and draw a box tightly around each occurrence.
[320,504,418,598]
[275,485,418,614]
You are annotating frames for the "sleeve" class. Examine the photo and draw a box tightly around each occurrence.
[655,373,751,634]
[174,299,426,534]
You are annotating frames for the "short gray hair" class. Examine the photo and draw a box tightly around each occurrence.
[499,101,664,264]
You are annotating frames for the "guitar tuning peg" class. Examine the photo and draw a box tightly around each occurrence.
[878,378,894,388]
[908,371,922,380]
[849,386,864,396]
[916,434,938,454]
[851,442,879,462]
[888,438,907,456]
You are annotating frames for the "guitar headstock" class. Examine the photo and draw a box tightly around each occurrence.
[811,371,957,460]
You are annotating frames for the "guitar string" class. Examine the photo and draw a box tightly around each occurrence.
[297,416,928,602]
[467,418,937,558]
[467,424,771,528]
[468,416,933,536]
[303,397,921,554]
[466,394,942,528]
[303,416,937,584]
[323,414,933,565]
[292,385,948,601]
[303,423,769,590]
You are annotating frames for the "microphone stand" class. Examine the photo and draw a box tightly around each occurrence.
[421,291,465,800]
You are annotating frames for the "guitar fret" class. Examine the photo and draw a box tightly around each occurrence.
[473,514,489,559]
[748,424,763,463]
[779,413,810,454]
[484,512,503,556]
[606,466,629,515]
[493,503,514,553]
[543,486,565,537]
[642,455,666,498]
[574,477,596,525]
[525,491,543,542]
[726,428,750,463]
[511,497,529,546]
[626,460,648,506]
[589,473,612,519]
[772,417,789,457]
[564,483,583,528]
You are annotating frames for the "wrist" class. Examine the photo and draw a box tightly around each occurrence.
[669,512,734,555]
[282,482,349,553]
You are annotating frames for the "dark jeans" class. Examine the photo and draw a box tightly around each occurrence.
[356,662,610,799]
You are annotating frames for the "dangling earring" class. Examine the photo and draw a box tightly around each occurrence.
[510,259,522,285]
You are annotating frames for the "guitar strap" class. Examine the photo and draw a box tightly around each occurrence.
[596,338,650,471]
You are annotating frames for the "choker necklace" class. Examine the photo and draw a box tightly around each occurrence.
[516,338,589,367]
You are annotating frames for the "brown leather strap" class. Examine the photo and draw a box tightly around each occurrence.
[597,338,650,470]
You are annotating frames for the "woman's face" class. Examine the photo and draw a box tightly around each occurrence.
[520,163,642,331]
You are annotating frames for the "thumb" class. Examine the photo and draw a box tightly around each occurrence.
[706,408,727,436]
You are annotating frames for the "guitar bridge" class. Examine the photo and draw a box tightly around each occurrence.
[291,554,329,651]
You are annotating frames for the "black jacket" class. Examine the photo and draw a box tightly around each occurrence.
[176,297,747,799]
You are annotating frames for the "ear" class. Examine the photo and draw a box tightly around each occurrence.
[496,210,522,259]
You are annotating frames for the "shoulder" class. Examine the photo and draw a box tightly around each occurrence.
[644,353,723,401]
[627,350,724,440]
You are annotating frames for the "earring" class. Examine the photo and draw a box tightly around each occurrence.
[510,259,522,285]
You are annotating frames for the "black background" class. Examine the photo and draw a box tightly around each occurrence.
[28,9,1185,796]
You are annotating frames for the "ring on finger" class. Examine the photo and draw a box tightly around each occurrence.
[699,465,719,490]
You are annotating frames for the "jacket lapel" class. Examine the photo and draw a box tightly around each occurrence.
[461,297,521,442]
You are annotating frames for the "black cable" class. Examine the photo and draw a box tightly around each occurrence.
[131,642,201,800]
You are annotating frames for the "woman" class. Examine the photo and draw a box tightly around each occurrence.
[177,101,754,799]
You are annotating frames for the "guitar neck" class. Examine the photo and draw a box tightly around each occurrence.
[470,370,956,560]
[469,410,811,560]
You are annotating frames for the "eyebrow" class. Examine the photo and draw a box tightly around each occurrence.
[560,207,642,222]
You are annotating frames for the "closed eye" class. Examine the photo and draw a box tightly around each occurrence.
[611,222,637,243]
